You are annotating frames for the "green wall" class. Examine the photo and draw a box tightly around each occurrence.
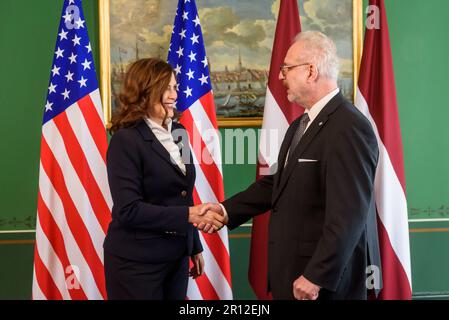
[1,0,449,299]
[384,0,449,298]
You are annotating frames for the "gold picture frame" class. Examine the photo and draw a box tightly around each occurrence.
[99,0,363,128]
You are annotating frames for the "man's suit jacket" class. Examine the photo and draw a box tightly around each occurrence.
[103,119,203,263]
[223,92,381,300]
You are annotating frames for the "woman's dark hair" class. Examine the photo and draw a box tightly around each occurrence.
[109,58,175,134]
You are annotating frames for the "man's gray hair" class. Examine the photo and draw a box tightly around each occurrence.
[294,31,340,80]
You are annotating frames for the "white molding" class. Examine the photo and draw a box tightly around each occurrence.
[0,230,36,234]
[409,219,449,223]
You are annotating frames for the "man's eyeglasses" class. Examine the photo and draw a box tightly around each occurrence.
[280,63,310,78]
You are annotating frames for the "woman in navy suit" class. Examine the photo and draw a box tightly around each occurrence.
[103,58,224,300]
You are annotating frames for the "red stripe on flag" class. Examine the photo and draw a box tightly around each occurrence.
[191,179,202,206]
[192,188,232,287]
[197,92,224,148]
[53,113,110,233]
[40,136,107,299]
[181,109,225,201]
[189,259,220,300]
[198,92,219,129]
[376,216,413,299]
[33,246,63,300]
[187,186,223,301]
[77,94,108,164]
[37,191,88,300]
[200,233,232,287]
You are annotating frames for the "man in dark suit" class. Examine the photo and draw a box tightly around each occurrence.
[203,31,381,300]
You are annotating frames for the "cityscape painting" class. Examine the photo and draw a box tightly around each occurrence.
[100,0,361,127]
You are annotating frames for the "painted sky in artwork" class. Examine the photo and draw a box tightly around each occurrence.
[110,0,353,76]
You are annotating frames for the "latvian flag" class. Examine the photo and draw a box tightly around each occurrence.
[355,0,412,299]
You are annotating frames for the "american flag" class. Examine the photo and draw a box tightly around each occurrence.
[32,0,111,300]
[167,0,233,299]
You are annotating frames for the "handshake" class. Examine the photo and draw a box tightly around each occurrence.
[188,203,228,234]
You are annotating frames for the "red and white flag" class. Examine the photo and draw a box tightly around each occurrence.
[33,0,111,300]
[355,0,412,299]
[250,0,302,300]
[168,0,233,299]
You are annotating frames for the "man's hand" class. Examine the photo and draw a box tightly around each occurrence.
[196,203,228,233]
[189,253,205,279]
[188,203,225,233]
[293,275,320,300]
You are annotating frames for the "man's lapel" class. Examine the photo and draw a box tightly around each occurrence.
[273,93,344,205]
[273,116,301,189]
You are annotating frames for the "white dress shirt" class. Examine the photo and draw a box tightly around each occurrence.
[284,88,340,165]
[303,88,340,133]
[144,117,186,175]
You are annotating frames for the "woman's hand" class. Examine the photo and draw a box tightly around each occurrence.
[189,253,205,279]
[188,203,225,233]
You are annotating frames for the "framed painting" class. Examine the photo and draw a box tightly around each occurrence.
[99,0,362,128]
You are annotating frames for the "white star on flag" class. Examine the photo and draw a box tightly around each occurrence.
[190,33,199,45]
[82,59,91,70]
[65,71,74,82]
[179,28,187,39]
[198,73,208,85]
[75,18,85,29]
[174,64,182,75]
[59,29,68,41]
[193,15,200,27]
[186,69,195,80]
[61,88,70,100]
[183,86,192,97]
[85,42,92,53]
[176,46,184,57]
[202,56,208,68]
[69,53,77,64]
[48,82,57,94]
[55,47,64,59]
[182,11,189,20]
[72,35,81,46]
[78,76,88,88]
[51,65,60,76]
[188,51,196,62]
[63,11,72,22]
[44,101,53,112]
